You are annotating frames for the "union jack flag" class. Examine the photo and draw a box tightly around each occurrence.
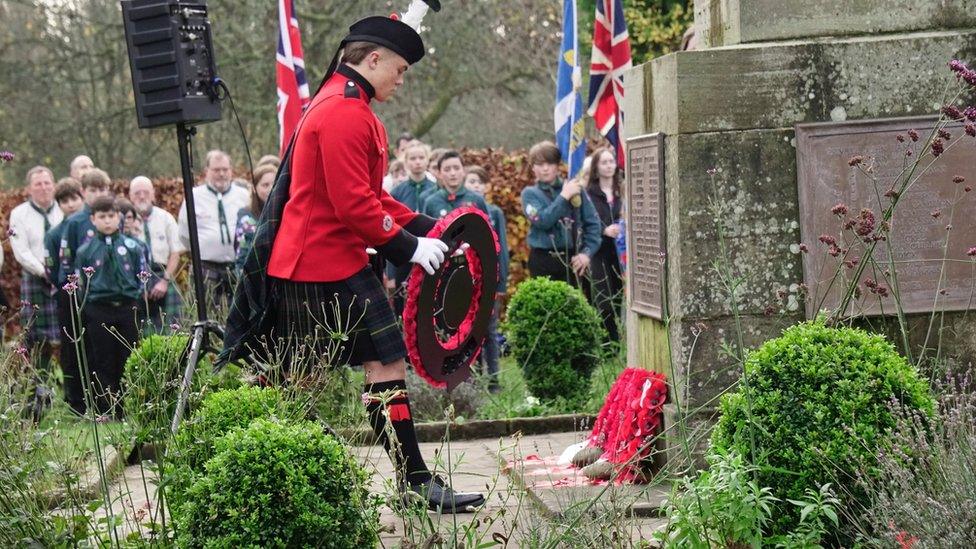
[276,0,310,155]
[587,0,632,161]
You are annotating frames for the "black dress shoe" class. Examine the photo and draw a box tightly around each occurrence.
[402,474,486,513]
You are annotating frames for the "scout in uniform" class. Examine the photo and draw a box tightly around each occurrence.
[387,140,436,314]
[420,150,490,219]
[463,166,508,393]
[9,166,63,371]
[221,6,485,513]
[73,196,146,416]
[57,168,113,413]
[520,141,602,288]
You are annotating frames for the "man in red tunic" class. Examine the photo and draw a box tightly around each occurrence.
[221,13,484,513]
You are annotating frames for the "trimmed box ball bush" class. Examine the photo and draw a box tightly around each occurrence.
[504,277,606,405]
[176,418,378,548]
[710,321,934,535]
[166,386,301,518]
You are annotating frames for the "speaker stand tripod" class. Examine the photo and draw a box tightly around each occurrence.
[170,122,225,433]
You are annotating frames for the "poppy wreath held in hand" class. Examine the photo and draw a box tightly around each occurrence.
[403,207,500,389]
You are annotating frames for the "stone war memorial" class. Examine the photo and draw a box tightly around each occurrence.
[7,0,976,546]
[622,0,976,464]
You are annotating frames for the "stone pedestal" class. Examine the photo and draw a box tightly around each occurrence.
[624,2,976,464]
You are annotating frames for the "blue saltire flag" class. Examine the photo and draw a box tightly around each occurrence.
[554,0,587,179]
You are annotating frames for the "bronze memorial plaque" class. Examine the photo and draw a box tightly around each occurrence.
[796,116,976,317]
[626,132,665,320]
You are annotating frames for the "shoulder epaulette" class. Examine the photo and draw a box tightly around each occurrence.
[344,80,360,99]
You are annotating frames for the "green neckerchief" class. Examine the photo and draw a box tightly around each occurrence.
[206,185,232,245]
[139,208,153,264]
[29,200,55,233]
[441,185,468,203]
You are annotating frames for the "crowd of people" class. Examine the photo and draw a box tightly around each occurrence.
[7,135,626,417]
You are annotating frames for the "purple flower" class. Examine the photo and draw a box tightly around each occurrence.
[137,270,151,284]
[855,208,876,237]
[953,175,966,184]
[949,59,968,74]
[63,281,78,294]
[15,346,28,356]
[0,150,13,163]
[19,299,30,308]
[818,234,837,246]
[938,129,952,140]
[798,243,809,253]
[848,155,865,167]
[966,123,976,137]
[67,273,79,284]
[95,415,110,424]
[965,107,976,122]
[931,209,942,219]
[83,266,95,277]
[966,186,973,193]
[706,167,717,176]
[831,203,848,216]
[931,138,945,157]
[940,288,948,296]
[884,188,899,199]
[895,134,906,143]
[169,322,181,331]
[941,105,964,120]
[361,393,373,406]
[907,129,919,142]
[967,247,976,257]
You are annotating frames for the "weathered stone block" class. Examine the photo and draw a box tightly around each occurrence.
[694,0,976,48]
[645,30,976,135]
[666,313,801,409]
[666,129,803,318]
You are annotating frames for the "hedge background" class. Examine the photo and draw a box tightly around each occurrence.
[0,148,537,334]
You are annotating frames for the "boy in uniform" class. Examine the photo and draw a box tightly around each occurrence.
[421,150,489,219]
[520,141,601,287]
[73,196,146,416]
[464,166,508,392]
[58,168,113,413]
[388,141,437,313]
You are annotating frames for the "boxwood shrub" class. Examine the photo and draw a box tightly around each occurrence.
[165,386,301,517]
[503,277,606,404]
[710,321,934,535]
[176,418,378,548]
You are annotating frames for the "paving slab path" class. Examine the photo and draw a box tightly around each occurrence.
[99,431,668,547]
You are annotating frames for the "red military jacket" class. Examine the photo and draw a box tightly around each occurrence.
[268,65,422,282]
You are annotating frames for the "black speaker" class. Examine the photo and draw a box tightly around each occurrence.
[121,0,222,129]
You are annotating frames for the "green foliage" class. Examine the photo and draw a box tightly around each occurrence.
[657,450,839,548]
[123,335,211,443]
[579,0,692,65]
[710,321,935,535]
[175,418,379,548]
[503,277,606,405]
[165,386,301,517]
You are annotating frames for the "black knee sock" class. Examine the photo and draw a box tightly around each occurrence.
[364,380,431,484]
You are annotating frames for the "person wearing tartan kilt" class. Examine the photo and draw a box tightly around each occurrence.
[219,8,484,514]
[129,176,185,330]
[9,166,63,371]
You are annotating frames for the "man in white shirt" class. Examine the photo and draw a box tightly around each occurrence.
[130,176,186,329]
[178,150,249,315]
[69,155,94,180]
[9,166,64,369]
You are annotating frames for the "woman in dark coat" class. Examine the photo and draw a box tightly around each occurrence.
[585,147,624,343]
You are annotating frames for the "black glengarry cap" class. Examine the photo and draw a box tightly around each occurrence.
[343,16,425,65]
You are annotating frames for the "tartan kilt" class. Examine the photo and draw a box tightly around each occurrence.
[268,266,406,369]
[20,274,60,345]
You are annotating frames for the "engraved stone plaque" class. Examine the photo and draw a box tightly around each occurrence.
[626,133,666,319]
[796,116,976,317]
